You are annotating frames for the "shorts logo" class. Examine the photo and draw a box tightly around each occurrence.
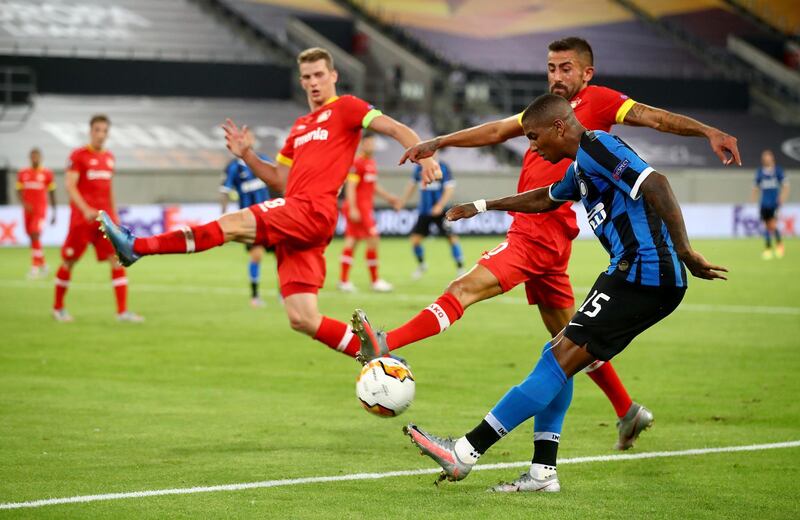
[316,109,332,123]
[612,159,629,180]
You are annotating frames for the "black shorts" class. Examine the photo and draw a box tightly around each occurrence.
[760,207,777,221]
[411,214,453,237]
[564,273,686,361]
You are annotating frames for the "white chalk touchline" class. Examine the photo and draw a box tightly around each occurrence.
[1,440,798,510]
[2,279,799,316]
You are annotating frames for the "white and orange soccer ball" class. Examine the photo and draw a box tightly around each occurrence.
[356,357,415,417]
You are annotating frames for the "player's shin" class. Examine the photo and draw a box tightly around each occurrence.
[366,248,379,283]
[313,316,360,357]
[451,242,464,268]
[53,265,71,310]
[340,247,353,283]
[385,292,464,350]
[463,348,568,457]
[249,261,260,298]
[31,237,44,267]
[133,221,225,255]
[111,266,127,314]
[585,360,632,418]
[531,376,573,476]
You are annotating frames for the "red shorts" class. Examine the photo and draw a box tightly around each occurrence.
[62,213,115,262]
[344,212,378,239]
[24,210,46,235]
[478,230,574,309]
[248,197,336,297]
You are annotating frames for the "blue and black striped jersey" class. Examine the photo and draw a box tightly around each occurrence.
[412,161,455,215]
[549,130,686,288]
[220,155,273,209]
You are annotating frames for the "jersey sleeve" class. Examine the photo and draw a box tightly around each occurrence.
[593,86,637,126]
[344,95,383,130]
[754,168,762,186]
[46,169,56,190]
[549,162,581,202]
[778,167,787,186]
[581,132,654,200]
[276,132,294,167]
[15,170,23,190]
[66,149,83,173]
[220,161,238,193]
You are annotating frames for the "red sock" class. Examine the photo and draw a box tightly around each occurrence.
[313,316,360,357]
[340,247,354,283]
[112,267,127,314]
[386,292,464,350]
[53,265,71,310]
[585,361,633,418]
[366,248,379,283]
[31,238,44,267]
[133,221,225,255]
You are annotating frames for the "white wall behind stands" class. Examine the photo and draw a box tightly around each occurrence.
[1,203,797,247]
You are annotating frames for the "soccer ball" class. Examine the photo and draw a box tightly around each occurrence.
[356,357,415,417]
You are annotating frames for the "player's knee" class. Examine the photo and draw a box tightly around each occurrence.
[445,275,480,304]
[286,309,316,335]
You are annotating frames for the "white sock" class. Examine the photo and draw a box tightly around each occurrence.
[530,463,557,480]
[454,437,480,464]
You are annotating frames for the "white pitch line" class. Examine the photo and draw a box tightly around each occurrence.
[1,440,798,510]
[2,279,799,316]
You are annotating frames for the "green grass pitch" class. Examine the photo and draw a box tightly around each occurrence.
[1,237,798,518]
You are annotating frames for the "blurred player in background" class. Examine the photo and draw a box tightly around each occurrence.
[53,114,143,323]
[16,147,56,279]
[338,132,400,293]
[752,149,789,259]
[395,154,464,279]
[405,93,727,492]
[220,128,275,306]
[99,47,439,358]
[354,36,741,484]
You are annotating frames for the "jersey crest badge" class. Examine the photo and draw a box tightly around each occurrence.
[316,109,332,123]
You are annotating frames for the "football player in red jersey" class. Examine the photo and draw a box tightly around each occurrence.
[16,147,56,279]
[98,47,438,357]
[353,37,740,490]
[338,132,400,293]
[52,114,143,323]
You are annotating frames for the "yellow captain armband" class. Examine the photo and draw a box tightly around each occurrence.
[361,109,383,129]
[516,112,524,127]
[276,153,293,167]
[347,173,360,183]
[615,99,637,124]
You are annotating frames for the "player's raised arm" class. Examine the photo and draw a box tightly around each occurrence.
[640,172,728,280]
[446,186,561,221]
[366,114,441,185]
[222,119,288,193]
[622,103,741,166]
[400,114,524,165]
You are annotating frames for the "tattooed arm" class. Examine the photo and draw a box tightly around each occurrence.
[623,103,741,166]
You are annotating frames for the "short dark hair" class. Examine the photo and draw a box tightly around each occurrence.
[90,114,110,127]
[30,147,41,154]
[548,37,593,66]
[520,93,574,127]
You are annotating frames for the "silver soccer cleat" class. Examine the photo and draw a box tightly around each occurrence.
[403,424,474,483]
[615,402,654,450]
[491,471,561,493]
[351,309,390,364]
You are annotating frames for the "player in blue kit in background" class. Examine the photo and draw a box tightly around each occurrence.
[751,149,789,260]
[220,128,275,307]
[395,155,465,279]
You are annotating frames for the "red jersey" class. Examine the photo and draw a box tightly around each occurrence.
[346,154,378,212]
[67,146,115,214]
[511,85,635,241]
[16,167,55,212]
[276,95,381,222]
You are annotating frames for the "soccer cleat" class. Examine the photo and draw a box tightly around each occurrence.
[371,279,393,292]
[27,266,41,280]
[351,309,390,364]
[411,263,428,280]
[337,281,357,293]
[117,311,145,323]
[615,402,654,450]
[97,211,140,267]
[491,472,561,493]
[403,424,473,483]
[250,297,265,308]
[761,249,773,260]
[52,309,74,322]
[775,243,785,259]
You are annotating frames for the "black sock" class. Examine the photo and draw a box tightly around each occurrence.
[465,420,502,455]
[531,440,559,467]
[251,282,258,298]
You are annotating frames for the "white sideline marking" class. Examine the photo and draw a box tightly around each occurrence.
[1,440,798,510]
[2,279,800,316]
